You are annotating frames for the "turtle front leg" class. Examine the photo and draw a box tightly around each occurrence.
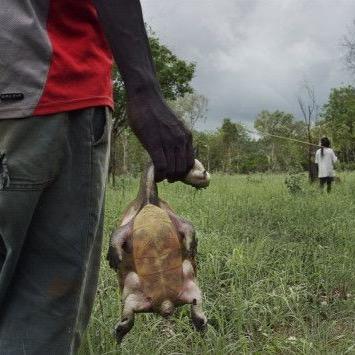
[107,221,133,270]
[116,271,152,343]
[179,260,207,331]
[166,210,197,257]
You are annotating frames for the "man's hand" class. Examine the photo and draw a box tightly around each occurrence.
[128,92,194,182]
[93,0,194,182]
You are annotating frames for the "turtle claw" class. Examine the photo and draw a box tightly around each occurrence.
[191,298,207,332]
[114,317,134,344]
[107,245,121,271]
[186,235,197,258]
[192,312,207,332]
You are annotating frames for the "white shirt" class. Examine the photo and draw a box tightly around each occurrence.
[315,148,337,178]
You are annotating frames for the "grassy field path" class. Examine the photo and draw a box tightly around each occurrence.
[80,173,355,354]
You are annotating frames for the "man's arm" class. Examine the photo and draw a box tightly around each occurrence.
[92,0,194,182]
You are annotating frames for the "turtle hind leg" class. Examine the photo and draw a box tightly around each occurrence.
[179,260,207,331]
[115,296,136,344]
[191,298,207,331]
[179,283,207,331]
[116,272,152,343]
[115,293,152,343]
[115,314,134,344]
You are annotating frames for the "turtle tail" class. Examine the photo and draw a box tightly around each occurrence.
[137,161,159,206]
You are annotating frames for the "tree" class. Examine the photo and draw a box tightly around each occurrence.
[254,110,307,171]
[111,32,196,134]
[297,82,319,181]
[168,93,208,130]
[194,131,221,172]
[219,118,250,173]
[320,85,355,163]
[149,35,195,101]
[343,20,355,76]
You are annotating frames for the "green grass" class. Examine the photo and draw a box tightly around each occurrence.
[80,172,355,354]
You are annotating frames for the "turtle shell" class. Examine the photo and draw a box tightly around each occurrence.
[132,204,183,305]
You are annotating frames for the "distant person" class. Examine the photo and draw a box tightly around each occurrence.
[315,137,338,193]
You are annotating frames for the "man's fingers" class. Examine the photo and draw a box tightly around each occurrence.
[174,146,187,180]
[185,135,195,174]
[143,122,194,183]
[166,129,194,182]
[165,147,176,181]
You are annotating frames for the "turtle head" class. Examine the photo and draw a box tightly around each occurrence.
[183,159,210,189]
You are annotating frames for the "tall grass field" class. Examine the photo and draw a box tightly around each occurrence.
[80,172,355,354]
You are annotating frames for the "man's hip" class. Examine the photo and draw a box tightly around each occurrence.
[0,107,111,354]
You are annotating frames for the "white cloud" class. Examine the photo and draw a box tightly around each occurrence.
[141,0,355,129]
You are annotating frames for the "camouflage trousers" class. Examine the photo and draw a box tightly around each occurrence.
[0,107,111,354]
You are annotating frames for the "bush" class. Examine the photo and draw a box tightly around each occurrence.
[338,162,355,171]
[284,173,304,194]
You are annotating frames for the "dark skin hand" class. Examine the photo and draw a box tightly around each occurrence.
[92,0,194,182]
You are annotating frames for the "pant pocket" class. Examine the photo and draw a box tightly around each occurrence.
[90,107,112,147]
[0,114,67,191]
[0,153,10,190]
[84,108,111,256]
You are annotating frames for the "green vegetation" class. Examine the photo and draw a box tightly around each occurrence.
[321,86,355,164]
[87,26,355,353]
[80,172,355,354]
[111,95,355,178]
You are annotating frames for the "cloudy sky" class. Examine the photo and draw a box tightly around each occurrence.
[141,0,355,130]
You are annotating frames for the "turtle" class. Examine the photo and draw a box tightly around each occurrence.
[107,159,210,343]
